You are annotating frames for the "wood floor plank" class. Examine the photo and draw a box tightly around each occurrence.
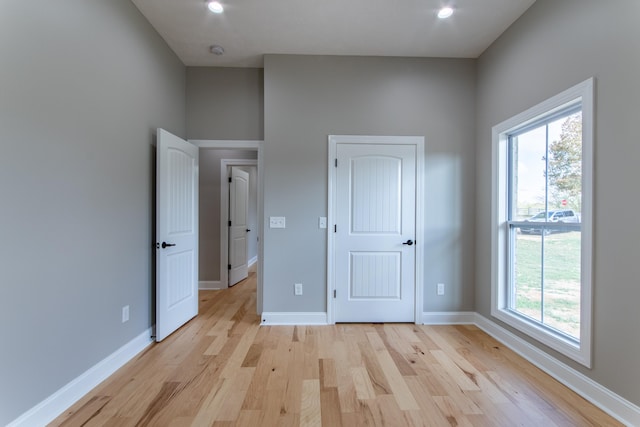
[357,341,392,396]
[319,387,342,427]
[215,368,255,422]
[300,379,321,427]
[56,396,111,427]
[350,366,376,401]
[373,349,420,411]
[219,322,260,379]
[403,376,453,426]
[50,266,624,427]
[189,377,229,426]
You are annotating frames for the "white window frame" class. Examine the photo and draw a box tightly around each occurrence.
[491,78,594,367]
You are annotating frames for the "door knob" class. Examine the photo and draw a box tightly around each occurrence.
[161,242,176,249]
[246,229,251,232]
[402,240,414,246]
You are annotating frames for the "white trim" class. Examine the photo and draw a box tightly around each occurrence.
[327,140,336,324]
[220,159,258,289]
[327,135,425,324]
[475,314,640,427]
[248,255,258,267]
[256,143,264,315]
[490,78,594,367]
[260,312,328,325]
[421,311,477,325]
[7,328,153,427]
[190,140,262,150]
[190,139,264,315]
[199,280,223,290]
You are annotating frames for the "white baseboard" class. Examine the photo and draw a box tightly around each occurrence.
[7,328,154,427]
[248,256,258,267]
[421,311,477,325]
[261,312,328,325]
[474,314,640,427]
[199,280,224,290]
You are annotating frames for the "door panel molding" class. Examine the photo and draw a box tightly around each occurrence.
[328,135,425,324]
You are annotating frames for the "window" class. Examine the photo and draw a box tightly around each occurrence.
[491,79,593,367]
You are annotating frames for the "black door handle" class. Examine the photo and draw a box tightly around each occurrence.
[161,242,176,249]
[402,240,414,246]
[246,229,251,232]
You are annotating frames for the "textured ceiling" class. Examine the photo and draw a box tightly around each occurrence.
[131,0,536,67]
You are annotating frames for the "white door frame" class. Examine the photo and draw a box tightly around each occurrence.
[221,160,257,287]
[327,135,425,324]
[190,140,263,315]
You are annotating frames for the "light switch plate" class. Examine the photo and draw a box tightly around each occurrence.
[269,216,286,228]
[319,217,327,229]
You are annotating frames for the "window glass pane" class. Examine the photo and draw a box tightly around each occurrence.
[543,230,581,339]
[509,110,583,340]
[511,126,547,220]
[547,112,582,212]
[513,227,542,322]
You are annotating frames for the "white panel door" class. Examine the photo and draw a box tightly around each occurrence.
[229,167,249,286]
[335,143,416,322]
[156,129,199,342]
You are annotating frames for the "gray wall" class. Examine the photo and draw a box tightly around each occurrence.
[186,67,264,140]
[200,150,258,281]
[186,67,263,283]
[263,55,476,313]
[0,1,185,424]
[475,0,640,406]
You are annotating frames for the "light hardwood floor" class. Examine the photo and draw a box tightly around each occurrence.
[51,269,621,426]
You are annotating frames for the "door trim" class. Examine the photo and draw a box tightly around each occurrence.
[221,160,257,287]
[327,135,425,324]
[190,139,264,315]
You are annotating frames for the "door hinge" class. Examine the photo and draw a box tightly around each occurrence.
[228,264,231,270]
[228,177,232,183]
[228,220,232,226]
[333,289,336,298]
[335,158,338,167]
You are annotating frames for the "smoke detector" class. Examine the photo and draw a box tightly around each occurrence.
[209,45,225,55]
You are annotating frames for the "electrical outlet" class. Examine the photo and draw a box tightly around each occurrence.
[437,283,445,296]
[294,283,303,295]
[122,305,130,323]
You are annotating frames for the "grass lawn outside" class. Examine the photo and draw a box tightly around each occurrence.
[513,230,581,339]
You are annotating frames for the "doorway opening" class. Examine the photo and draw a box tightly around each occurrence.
[224,161,258,287]
[191,139,263,315]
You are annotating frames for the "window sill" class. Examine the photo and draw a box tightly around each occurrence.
[491,307,591,368]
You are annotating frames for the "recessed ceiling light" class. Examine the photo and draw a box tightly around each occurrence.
[207,1,224,14]
[437,7,454,19]
[210,45,225,55]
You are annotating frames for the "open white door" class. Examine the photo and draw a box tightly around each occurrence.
[156,129,199,342]
[228,167,249,286]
